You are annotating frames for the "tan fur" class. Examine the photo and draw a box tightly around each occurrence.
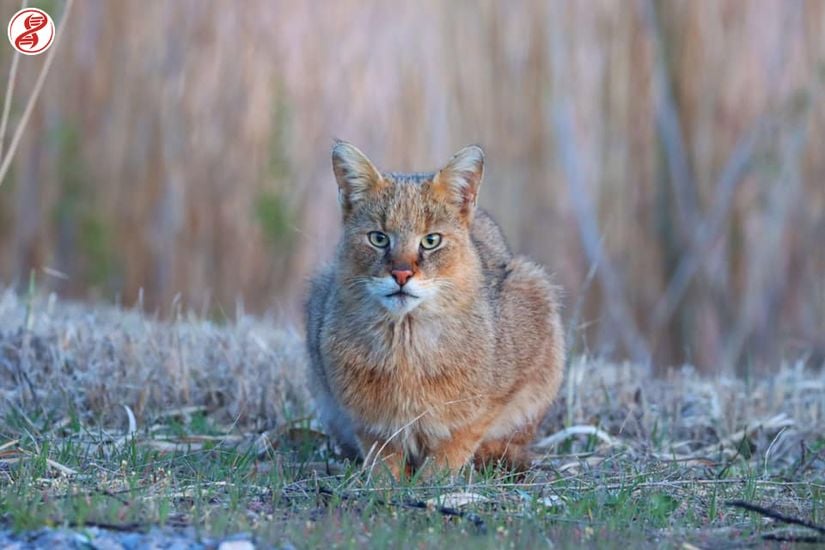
[305,141,564,477]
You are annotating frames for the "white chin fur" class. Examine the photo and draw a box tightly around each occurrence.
[379,293,423,316]
[368,276,435,316]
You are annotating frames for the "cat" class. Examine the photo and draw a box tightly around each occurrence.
[305,141,564,477]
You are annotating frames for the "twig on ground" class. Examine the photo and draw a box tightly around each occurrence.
[317,486,487,534]
[761,532,825,543]
[533,425,617,450]
[65,520,149,533]
[725,499,825,536]
[45,457,77,476]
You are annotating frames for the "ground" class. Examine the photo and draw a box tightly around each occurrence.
[0,289,823,548]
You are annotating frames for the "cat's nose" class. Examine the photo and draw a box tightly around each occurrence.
[391,269,413,287]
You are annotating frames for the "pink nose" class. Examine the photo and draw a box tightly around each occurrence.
[391,269,413,286]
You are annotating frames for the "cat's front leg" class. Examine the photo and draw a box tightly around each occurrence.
[424,421,492,477]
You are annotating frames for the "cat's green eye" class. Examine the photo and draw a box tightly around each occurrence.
[421,233,442,250]
[368,231,390,248]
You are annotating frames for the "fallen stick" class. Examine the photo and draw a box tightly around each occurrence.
[726,500,825,536]
[317,486,487,534]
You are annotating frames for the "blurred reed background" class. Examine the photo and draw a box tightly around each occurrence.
[0,0,823,372]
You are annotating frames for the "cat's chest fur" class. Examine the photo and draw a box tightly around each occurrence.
[322,305,494,438]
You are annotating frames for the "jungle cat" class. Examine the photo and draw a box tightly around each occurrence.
[305,141,564,478]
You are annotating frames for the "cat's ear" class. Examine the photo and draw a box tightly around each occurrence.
[432,145,484,222]
[332,141,386,214]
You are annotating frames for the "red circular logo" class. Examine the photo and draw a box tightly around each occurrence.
[7,8,55,56]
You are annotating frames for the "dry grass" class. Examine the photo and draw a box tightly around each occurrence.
[2,288,822,451]
[1,290,824,546]
[0,288,309,428]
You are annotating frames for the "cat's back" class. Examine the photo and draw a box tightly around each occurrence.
[471,209,513,293]
[305,265,335,377]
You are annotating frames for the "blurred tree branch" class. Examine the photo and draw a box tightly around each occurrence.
[548,1,651,365]
[650,118,765,336]
[638,0,700,238]
[640,0,809,367]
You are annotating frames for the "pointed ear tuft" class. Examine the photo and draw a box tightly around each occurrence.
[332,141,386,214]
[432,145,485,221]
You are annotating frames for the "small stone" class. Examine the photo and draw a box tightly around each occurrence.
[91,535,126,550]
[217,541,255,550]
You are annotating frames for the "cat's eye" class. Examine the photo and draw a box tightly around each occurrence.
[368,231,390,248]
[420,233,442,250]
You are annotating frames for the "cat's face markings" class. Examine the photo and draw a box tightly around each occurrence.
[333,142,484,316]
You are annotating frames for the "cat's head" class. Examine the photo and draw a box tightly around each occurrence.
[331,141,484,316]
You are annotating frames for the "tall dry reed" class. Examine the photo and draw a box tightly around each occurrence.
[0,0,823,371]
